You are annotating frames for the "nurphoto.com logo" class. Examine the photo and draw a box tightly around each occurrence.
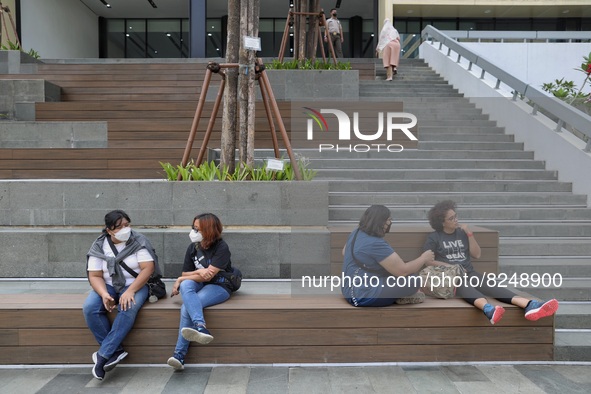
[295,101,419,153]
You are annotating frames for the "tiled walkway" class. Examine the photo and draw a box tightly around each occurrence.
[2,363,591,394]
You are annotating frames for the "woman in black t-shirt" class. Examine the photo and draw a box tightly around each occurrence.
[424,200,559,325]
[166,213,235,370]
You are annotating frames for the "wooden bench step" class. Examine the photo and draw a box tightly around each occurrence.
[329,225,499,275]
[0,291,553,364]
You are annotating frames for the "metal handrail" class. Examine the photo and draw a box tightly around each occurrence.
[440,30,591,42]
[421,25,591,151]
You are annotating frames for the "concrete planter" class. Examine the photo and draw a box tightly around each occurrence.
[263,70,359,100]
[0,180,331,279]
[0,50,42,74]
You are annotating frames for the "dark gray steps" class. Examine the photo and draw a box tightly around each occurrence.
[291,149,535,160]
[328,192,586,206]
[329,207,591,221]
[419,141,525,150]
[501,257,591,277]
[316,168,557,181]
[555,329,591,361]
[500,238,591,256]
[327,180,572,193]
[312,158,544,170]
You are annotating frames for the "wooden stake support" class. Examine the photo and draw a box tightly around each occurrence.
[278,9,337,66]
[179,60,302,181]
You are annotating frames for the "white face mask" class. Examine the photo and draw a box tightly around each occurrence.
[113,226,131,242]
[189,229,203,243]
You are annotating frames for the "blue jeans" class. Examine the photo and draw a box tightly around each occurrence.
[173,281,230,360]
[82,284,149,359]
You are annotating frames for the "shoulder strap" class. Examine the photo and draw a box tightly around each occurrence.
[107,236,139,278]
[350,229,384,274]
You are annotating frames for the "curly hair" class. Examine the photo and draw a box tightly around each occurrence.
[358,205,391,238]
[193,213,223,250]
[428,200,457,232]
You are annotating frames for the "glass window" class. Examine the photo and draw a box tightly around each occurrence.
[361,19,375,58]
[126,20,146,58]
[147,20,182,58]
[259,19,274,57]
[181,19,190,58]
[432,20,457,31]
[106,19,125,58]
[340,20,349,58]
[206,19,222,58]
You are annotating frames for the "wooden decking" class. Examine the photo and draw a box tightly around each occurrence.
[0,289,554,365]
[0,61,402,179]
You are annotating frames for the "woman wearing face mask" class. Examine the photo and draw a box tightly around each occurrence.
[167,213,236,370]
[341,205,435,307]
[83,209,159,381]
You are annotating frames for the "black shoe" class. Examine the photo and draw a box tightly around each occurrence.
[92,354,108,380]
[104,349,128,372]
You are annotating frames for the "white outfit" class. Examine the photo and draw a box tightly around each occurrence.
[87,239,152,286]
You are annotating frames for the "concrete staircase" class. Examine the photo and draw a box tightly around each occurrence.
[304,58,591,361]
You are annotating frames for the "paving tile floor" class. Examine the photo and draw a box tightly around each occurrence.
[2,363,591,394]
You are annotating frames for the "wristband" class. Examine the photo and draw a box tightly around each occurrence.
[467,232,473,237]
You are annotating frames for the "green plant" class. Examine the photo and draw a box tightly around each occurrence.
[0,40,20,50]
[542,78,577,99]
[265,58,351,71]
[542,52,591,104]
[0,40,41,59]
[27,48,40,59]
[160,157,317,181]
[160,161,179,181]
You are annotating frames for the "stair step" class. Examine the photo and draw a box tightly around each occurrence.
[316,168,557,181]
[328,192,585,206]
[312,158,544,170]
[327,180,572,193]
[516,278,591,301]
[419,141,524,150]
[555,330,591,361]
[500,257,591,277]
[288,149,535,160]
[329,207,591,221]
[556,303,591,329]
[500,238,591,256]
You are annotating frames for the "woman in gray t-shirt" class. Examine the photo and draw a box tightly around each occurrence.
[341,205,434,307]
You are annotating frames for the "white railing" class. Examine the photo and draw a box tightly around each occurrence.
[422,26,591,152]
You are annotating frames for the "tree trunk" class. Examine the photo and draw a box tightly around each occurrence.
[296,0,307,62]
[221,0,240,172]
[306,0,319,60]
[237,0,260,168]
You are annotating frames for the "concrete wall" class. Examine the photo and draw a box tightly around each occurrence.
[0,180,331,279]
[0,181,329,226]
[20,0,98,59]
[462,42,591,96]
[263,70,359,100]
[420,41,591,206]
[0,79,59,119]
[0,121,108,148]
[0,227,331,280]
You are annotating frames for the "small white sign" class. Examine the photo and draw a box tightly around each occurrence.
[266,158,284,171]
[243,36,261,51]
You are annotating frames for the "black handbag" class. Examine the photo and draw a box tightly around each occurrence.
[107,237,166,302]
[224,267,243,292]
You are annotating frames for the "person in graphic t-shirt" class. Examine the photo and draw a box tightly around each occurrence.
[423,200,559,325]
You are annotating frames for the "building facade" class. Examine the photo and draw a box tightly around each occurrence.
[2,0,590,59]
